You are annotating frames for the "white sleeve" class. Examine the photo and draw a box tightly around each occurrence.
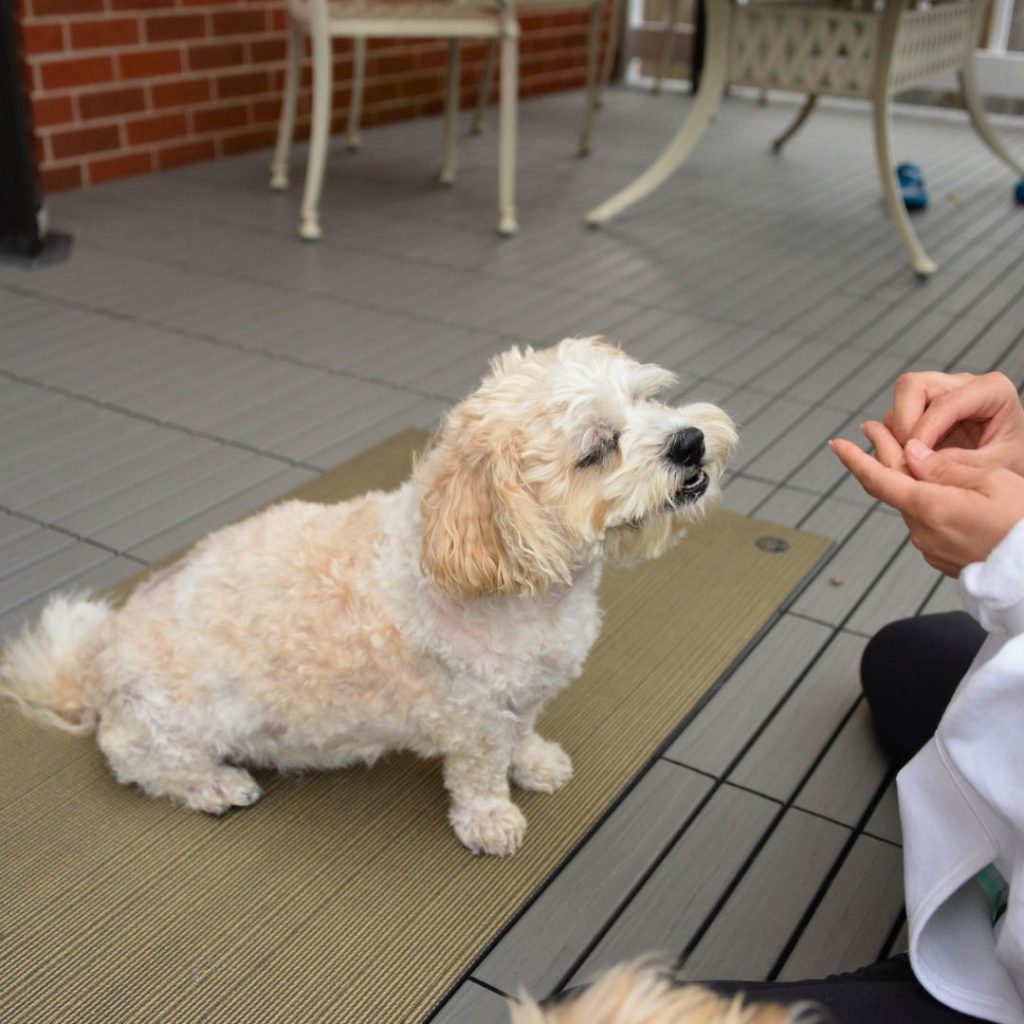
[960,519,1024,637]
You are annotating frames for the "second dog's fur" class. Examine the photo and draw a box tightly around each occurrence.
[511,962,821,1024]
[1,337,736,856]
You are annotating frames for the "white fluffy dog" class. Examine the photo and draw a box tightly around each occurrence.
[1,337,736,857]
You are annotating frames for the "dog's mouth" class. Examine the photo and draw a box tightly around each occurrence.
[620,468,712,529]
[672,468,709,506]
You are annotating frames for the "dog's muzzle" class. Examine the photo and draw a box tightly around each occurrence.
[666,428,709,505]
[666,427,705,469]
[673,468,710,504]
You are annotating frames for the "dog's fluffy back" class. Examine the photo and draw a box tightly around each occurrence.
[511,963,823,1024]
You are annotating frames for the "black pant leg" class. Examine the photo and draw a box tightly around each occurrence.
[553,957,988,1023]
[860,611,987,771]
[706,955,988,1023]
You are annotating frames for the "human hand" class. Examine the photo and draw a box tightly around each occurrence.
[831,426,1024,576]
[884,371,1024,475]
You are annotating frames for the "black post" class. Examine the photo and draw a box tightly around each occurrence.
[0,0,71,262]
[692,0,706,94]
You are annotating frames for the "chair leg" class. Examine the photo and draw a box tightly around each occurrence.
[497,20,519,235]
[771,92,817,154]
[578,1,602,156]
[586,0,729,226]
[270,20,304,190]
[441,39,461,186]
[958,67,1024,176]
[872,93,936,278]
[348,37,366,152]
[299,0,333,241]
[596,0,623,110]
[652,0,681,95]
[472,38,498,135]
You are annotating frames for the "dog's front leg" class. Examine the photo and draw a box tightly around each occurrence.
[509,710,573,794]
[443,728,526,857]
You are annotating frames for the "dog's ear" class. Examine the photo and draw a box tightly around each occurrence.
[418,430,575,600]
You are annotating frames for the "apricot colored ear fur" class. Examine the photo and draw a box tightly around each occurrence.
[419,438,574,600]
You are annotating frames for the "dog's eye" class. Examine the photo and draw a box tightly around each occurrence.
[576,434,620,469]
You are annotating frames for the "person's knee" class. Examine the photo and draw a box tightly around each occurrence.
[860,618,916,702]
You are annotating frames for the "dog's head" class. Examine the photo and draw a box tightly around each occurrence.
[416,337,737,600]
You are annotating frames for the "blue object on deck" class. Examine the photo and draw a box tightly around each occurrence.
[896,162,929,210]
[1016,177,1024,204]
[901,183,930,210]
[897,162,925,187]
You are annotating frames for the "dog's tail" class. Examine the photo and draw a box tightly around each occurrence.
[0,594,112,736]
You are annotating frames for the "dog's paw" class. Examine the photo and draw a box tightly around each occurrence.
[450,798,527,857]
[511,735,573,794]
[185,766,262,815]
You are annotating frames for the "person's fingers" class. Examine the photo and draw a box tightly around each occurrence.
[909,376,1005,450]
[830,438,922,513]
[861,420,905,471]
[890,373,963,443]
[928,446,989,468]
[904,439,990,490]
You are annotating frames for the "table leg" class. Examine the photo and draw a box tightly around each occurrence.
[270,19,303,190]
[872,93,936,278]
[585,0,729,226]
[472,39,498,134]
[579,0,603,155]
[498,17,519,235]
[441,40,461,186]
[771,93,817,154]
[299,0,333,240]
[959,66,1024,176]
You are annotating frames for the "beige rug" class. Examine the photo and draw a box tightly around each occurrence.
[0,429,831,1023]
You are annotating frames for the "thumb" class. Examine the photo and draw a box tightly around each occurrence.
[933,446,991,469]
[905,439,987,489]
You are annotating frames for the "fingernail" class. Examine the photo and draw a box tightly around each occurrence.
[906,439,933,460]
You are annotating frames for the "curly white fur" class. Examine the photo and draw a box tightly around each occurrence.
[511,961,825,1024]
[0,337,736,857]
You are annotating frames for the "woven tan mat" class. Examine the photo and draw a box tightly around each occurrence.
[0,429,831,1024]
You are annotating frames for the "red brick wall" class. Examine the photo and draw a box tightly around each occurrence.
[15,0,603,193]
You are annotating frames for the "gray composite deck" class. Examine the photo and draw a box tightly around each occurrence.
[1,85,1022,1023]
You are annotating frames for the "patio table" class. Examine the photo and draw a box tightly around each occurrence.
[586,0,1024,277]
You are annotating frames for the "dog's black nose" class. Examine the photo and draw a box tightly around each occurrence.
[666,428,705,467]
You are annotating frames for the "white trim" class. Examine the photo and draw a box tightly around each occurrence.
[626,43,1024,101]
[919,52,1024,99]
[621,79,1024,129]
[987,0,1015,53]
